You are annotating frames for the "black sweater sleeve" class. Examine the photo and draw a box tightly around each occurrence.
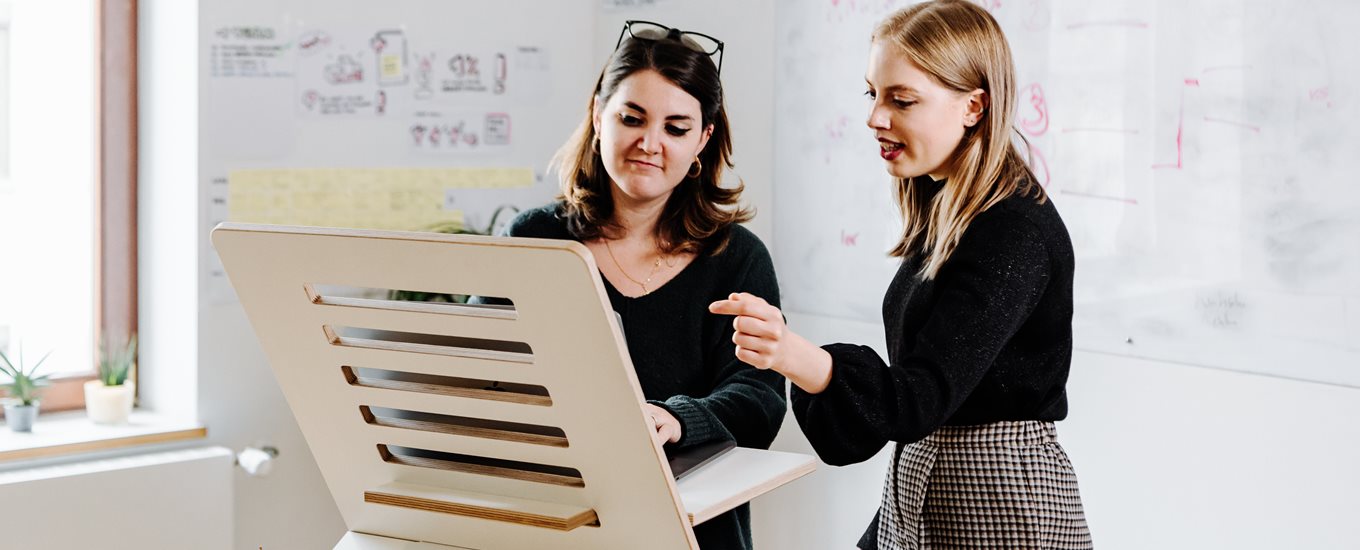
[656,235,787,450]
[791,212,1051,466]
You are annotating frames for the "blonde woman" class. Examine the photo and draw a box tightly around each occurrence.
[710,1,1092,548]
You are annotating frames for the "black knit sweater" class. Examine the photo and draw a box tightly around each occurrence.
[499,202,787,550]
[789,181,1075,545]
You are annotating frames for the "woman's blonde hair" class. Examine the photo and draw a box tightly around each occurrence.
[551,32,750,256]
[875,0,1044,279]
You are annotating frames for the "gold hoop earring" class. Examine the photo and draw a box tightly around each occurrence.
[591,135,600,153]
[688,158,703,178]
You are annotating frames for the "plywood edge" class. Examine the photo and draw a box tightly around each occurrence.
[364,482,598,531]
[681,448,818,525]
[211,222,594,260]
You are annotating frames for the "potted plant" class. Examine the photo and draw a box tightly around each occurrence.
[85,334,137,424]
[0,346,52,433]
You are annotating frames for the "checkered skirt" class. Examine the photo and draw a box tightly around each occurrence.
[874,421,1092,549]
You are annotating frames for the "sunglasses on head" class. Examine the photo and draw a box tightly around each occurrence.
[614,20,725,75]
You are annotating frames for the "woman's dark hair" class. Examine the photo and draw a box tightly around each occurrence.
[551,31,750,255]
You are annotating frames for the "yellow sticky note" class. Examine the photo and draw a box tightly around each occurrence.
[381,54,403,79]
[228,167,533,231]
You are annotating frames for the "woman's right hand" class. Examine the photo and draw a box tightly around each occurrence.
[708,292,834,394]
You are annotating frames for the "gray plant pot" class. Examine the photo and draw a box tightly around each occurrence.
[3,402,39,432]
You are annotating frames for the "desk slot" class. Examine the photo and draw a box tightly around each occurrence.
[362,406,568,447]
[306,283,517,320]
[326,325,533,364]
[343,366,551,407]
[379,444,584,488]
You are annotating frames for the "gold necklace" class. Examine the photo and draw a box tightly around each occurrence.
[604,238,663,295]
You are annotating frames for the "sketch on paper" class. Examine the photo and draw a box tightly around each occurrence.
[408,112,512,152]
[210,25,293,79]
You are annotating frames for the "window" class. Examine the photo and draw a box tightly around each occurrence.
[0,0,136,415]
[0,4,10,183]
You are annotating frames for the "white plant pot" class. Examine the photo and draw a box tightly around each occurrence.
[84,380,135,425]
[3,401,39,432]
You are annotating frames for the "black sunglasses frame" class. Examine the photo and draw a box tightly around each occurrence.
[614,20,725,75]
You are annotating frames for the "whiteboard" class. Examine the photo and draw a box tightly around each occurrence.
[774,0,1360,386]
[199,0,598,302]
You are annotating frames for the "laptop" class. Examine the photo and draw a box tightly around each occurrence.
[608,310,739,480]
[666,438,737,480]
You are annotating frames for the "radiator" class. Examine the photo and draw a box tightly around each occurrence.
[0,446,234,550]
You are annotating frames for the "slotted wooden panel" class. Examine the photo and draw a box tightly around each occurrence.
[213,224,700,550]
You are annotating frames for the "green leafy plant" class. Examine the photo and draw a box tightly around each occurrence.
[99,334,137,386]
[0,346,53,406]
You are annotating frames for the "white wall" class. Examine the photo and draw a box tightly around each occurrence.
[1060,351,1360,549]
[0,447,234,550]
[139,0,199,421]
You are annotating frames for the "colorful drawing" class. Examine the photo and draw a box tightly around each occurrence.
[415,53,436,99]
[296,30,331,55]
[371,30,409,86]
[485,113,511,146]
[325,54,364,84]
[494,53,508,95]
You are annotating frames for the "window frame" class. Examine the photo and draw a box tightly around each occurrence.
[24,0,138,414]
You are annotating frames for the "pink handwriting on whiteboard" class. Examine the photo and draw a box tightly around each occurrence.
[1152,81,1190,170]
[825,115,849,140]
[840,230,859,247]
[1153,74,1263,169]
[1019,83,1049,136]
[1023,0,1050,31]
[824,115,850,165]
[1203,116,1261,133]
[1309,86,1334,109]
[1060,190,1138,205]
[826,0,900,22]
[1028,143,1051,187]
[1066,19,1149,30]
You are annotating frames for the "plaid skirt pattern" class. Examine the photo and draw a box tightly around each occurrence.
[875,421,1092,550]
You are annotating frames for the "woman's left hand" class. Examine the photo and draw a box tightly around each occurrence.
[644,403,682,446]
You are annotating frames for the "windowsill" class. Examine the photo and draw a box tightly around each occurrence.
[0,410,206,464]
